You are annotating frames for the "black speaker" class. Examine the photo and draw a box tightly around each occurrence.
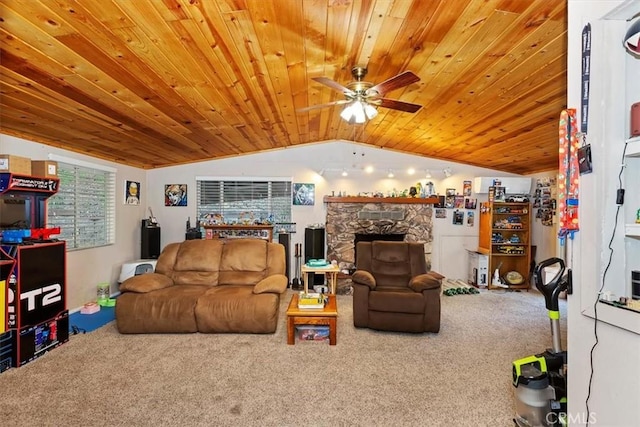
[141,220,161,259]
[278,233,291,287]
[305,227,325,286]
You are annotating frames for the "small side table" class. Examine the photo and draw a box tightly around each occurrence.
[301,264,340,294]
[286,294,338,345]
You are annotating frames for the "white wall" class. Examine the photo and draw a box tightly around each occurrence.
[567,1,640,425]
[0,134,146,309]
[145,141,523,279]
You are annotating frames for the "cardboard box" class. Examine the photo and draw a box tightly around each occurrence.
[31,160,58,177]
[0,155,31,175]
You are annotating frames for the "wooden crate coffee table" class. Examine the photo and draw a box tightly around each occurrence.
[286,294,338,345]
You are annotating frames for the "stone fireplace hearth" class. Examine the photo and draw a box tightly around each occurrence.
[324,197,435,293]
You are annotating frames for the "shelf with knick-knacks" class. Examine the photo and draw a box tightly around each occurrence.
[625,136,640,238]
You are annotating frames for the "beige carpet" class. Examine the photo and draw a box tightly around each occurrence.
[0,289,566,427]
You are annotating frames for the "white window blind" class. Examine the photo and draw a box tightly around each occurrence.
[196,179,292,225]
[47,162,115,250]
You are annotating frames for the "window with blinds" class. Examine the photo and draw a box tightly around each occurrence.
[47,163,115,250]
[196,179,292,225]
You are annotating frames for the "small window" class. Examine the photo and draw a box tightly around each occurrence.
[47,162,116,250]
[196,178,292,225]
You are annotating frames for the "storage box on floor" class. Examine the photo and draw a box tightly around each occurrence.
[296,325,330,342]
[0,155,31,175]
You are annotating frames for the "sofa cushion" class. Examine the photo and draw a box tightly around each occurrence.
[409,274,441,292]
[369,288,425,314]
[253,274,288,294]
[172,240,223,286]
[119,273,173,293]
[116,285,208,333]
[195,286,280,333]
[218,239,268,285]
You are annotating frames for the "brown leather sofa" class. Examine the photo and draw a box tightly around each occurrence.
[116,238,288,334]
[352,241,442,333]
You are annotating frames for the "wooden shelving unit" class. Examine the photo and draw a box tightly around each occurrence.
[478,202,531,290]
[202,224,274,241]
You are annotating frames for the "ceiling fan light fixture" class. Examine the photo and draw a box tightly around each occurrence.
[340,105,353,122]
[364,103,378,120]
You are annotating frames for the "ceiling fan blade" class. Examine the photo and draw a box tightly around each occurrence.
[377,98,422,113]
[312,76,354,95]
[296,99,351,113]
[366,71,420,96]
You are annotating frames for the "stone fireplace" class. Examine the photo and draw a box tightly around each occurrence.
[324,197,435,293]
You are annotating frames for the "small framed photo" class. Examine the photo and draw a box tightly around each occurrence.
[453,210,464,225]
[467,211,475,227]
[435,208,447,219]
[465,198,477,209]
[165,184,188,206]
[463,180,472,196]
[454,195,465,209]
[125,180,140,205]
[293,183,315,205]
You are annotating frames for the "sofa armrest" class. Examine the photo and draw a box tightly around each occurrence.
[253,274,288,294]
[409,273,442,292]
[120,273,174,293]
[352,270,376,289]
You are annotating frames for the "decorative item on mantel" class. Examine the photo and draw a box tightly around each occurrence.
[323,194,440,204]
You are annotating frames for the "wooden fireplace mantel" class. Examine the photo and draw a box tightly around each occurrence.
[323,196,439,204]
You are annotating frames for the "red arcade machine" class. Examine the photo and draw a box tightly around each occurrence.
[0,172,68,371]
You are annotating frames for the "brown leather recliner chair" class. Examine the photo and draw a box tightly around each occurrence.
[352,241,442,333]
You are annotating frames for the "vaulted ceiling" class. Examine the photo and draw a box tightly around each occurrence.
[0,0,567,174]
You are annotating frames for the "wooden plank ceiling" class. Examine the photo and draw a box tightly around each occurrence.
[0,0,567,174]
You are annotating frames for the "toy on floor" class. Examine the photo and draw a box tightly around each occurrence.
[442,279,480,296]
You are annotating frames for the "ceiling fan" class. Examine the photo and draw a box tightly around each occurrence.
[297,66,422,123]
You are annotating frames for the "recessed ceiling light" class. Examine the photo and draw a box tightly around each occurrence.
[407,168,415,175]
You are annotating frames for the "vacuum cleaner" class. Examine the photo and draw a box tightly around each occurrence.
[512,257,571,426]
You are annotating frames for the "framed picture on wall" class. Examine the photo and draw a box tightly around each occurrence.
[293,183,315,205]
[165,184,188,206]
[124,180,140,205]
[463,180,472,196]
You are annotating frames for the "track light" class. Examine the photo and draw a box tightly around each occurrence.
[425,169,432,179]
[318,169,325,176]
[443,167,453,178]
[407,167,415,175]
[387,169,394,178]
[341,169,348,177]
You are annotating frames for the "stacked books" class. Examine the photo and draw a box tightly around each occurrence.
[298,292,326,309]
